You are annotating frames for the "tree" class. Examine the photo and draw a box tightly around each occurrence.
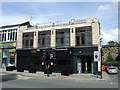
[106,54,114,62]
[107,41,116,45]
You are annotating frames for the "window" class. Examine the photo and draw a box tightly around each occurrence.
[76,30,86,46]
[76,27,92,46]
[2,31,7,41]
[65,33,70,46]
[23,32,34,48]
[46,34,50,46]
[81,31,85,45]
[107,49,110,54]
[38,31,51,47]
[4,31,6,41]
[10,30,12,41]
[13,31,15,41]
[76,36,80,46]
[86,30,92,45]
[42,38,45,47]
[56,29,70,47]
[8,31,10,40]
[15,31,17,40]
[6,29,17,41]
[116,48,119,54]
[60,32,64,46]
[76,31,81,46]
[2,32,4,41]
[25,40,28,47]
[30,37,33,47]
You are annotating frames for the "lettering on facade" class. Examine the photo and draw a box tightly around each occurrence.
[31,50,37,53]
[0,42,16,48]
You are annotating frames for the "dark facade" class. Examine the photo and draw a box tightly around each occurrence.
[17,46,98,75]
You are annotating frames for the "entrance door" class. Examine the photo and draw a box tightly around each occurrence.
[77,57,81,73]
[81,56,92,73]
[2,49,8,68]
[2,58,7,68]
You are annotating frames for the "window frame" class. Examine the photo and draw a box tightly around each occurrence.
[23,32,34,48]
[38,30,51,48]
[76,27,92,46]
[56,28,70,47]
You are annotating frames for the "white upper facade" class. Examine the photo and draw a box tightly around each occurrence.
[16,18,102,49]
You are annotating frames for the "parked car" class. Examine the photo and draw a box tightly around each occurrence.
[107,66,118,74]
[105,66,109,72]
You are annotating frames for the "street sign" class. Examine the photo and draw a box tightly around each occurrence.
[94,51,99,62]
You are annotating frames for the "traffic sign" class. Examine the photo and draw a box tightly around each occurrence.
[94,51,99,62]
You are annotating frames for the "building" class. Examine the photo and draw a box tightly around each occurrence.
[17,18,102,74]
[102,44,120,62]
[0,21,31,68]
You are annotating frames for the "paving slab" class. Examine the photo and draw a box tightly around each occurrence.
[0,69,110,82]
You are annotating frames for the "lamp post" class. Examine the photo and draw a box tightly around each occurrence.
[100,40,102,79]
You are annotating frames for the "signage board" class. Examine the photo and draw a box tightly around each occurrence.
[94,51,99,62]
[0,42,16,48]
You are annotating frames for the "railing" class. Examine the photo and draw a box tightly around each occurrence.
[30,19,87,29]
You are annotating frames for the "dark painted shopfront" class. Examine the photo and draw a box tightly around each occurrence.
[17,46,98,75]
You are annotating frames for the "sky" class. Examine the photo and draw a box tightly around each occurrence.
[0,1,119,45]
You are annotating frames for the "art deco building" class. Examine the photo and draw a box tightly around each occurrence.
[17,18,102,74]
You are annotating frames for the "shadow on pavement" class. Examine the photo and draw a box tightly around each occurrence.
[2,74,19,82]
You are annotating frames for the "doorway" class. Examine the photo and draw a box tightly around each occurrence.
[77,56,81,73]
[81,56,92,73]
[1,49,16,68]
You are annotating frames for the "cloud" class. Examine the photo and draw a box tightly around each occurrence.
[98,4,111,11]
[1,12,64,26]
[102,28,118,45]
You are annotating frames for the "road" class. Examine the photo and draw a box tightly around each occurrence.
[1,71,119,89]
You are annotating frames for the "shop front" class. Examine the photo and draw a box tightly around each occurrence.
[0,41,16,68]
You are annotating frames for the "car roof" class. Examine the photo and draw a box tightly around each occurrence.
[108,67,116,69]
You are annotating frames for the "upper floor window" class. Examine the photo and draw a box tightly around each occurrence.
[107,49,110,54]
[81,31,85,45]
[8,29,17,41]
[56,28,70,47]
[38,31,51,47]
[23,32,34,48]
[0,29,17,42]
[2,31,7,41]
[76,27,92,46]
[116,48,119,54]
[86,30,92,45]
[0,32,2,42]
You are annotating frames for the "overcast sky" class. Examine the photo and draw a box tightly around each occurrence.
[0,1,118,45]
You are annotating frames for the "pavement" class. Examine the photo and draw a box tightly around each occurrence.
[1,69,119,88]
[0,69,111,82]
